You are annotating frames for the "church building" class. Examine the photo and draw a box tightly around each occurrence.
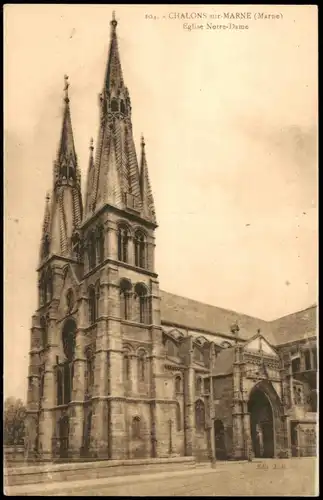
[26,14,317,462]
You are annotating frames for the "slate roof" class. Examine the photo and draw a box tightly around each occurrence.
[160,290,317,347]
[270,306,317,345]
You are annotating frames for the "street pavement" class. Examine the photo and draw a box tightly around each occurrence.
[6,458,318,496]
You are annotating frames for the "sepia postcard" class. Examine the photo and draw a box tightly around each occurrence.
[4,4,318,496]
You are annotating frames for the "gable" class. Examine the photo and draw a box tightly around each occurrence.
[244,335,278,358]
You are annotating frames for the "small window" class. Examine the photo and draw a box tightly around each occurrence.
[96,225,104,263]
[195,377,202,396]
[195,399,205,432]
[120,279,132,320]
[176,404,181,431]
[111,99,118,112]
[124,353,131,381]
[118,225,129,263]
[134,230,146,269]
[88,287,96,324]
[132,416,141,439]
[138,351,146,382]
[175,376,181,393]
[120,100,125,114]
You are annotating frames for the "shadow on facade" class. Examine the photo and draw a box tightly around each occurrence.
[248,389,274,458]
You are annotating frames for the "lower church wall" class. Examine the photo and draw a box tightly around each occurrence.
[194,431,208,461]
[296,422,317,457]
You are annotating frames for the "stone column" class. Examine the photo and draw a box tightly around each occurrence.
[38,346,56,459]
[184,363,195,457]
[128,236,134,266]
[68,327,86,458]
[107,222,118,261]
[89,270,110,459]
[242,405,252,459]
[231,346,245,459]
[309,349,314,371]
[300,350,306,372]
[149,316,164,458]
[106,265,126,459]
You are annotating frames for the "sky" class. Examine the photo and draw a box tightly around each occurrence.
[4,5,318,401]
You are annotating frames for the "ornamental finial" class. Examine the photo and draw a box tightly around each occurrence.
[90,137,94,151]
[141,134,145,148]
[64,74,69,102]
[111,11,117,29]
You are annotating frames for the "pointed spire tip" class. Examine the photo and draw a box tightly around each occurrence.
[90,137,94,151]
[111,10,117,29]
[64,74,70,102]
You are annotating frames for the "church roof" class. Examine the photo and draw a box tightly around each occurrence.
[160,290,317,347]
[269,306,317,345]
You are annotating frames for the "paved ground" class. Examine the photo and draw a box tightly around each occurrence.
[6,458,318,496]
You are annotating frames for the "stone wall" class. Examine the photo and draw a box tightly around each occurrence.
[213,375,234,457]
[4,446,25,464]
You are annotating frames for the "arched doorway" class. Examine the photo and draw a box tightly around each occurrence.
[59,416,69,459]
[214,419,227,460]
[248,389,274,458]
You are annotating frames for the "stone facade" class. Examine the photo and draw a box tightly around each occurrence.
[25,13,317,463]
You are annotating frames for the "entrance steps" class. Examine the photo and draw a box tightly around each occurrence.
[4,456,196,488]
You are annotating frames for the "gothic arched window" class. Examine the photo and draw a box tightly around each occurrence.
[195,399,205,432]
[43,234,50,258]
[134,230,147,268]
[96,225,104,264]
[88,230,96,269]
[124,351,131,381]
[138,350,147,382]
[40,316,48,349]
[56,365,63,406]
[88,287,96,324]
[175,375,182,393]
[176,404,181,432]
[120,279,132,320]
[45,267,53,303]
[62,319,77,404]
[39,273,45,306]
[134,283,149,324]
[195,377,202,396]
[95,281,100,321]
[118,224,130,263]
[111,98,118,112]
[85,348,94,398]
[72,233,81,261]
[132,416,141,439]
[39,365,45,403]
[120,100,125,114]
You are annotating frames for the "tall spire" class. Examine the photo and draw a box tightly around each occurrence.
[42,192,51,235]
[84,14,144,220]
[140,135,156,224]
[54,75,79,188]
[39,192,52,262]
[42,77,83,261]
[103,11,124,93]
[85,137,95,214]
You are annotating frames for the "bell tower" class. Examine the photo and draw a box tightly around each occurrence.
[81,12,162,459]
